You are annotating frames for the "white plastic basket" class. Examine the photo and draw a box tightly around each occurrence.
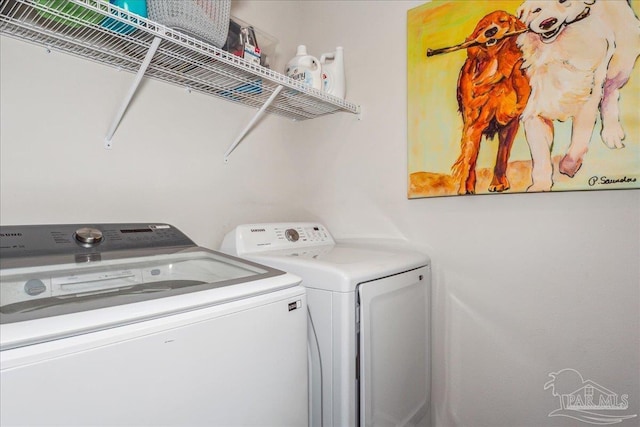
[147,0,231,48]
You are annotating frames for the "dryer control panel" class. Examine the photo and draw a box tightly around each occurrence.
[221,223,335,255]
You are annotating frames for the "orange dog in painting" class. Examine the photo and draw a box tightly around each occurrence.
[452,11,530,194]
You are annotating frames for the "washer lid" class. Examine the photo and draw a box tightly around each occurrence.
[240,240,430,293]
[0,248,300,350]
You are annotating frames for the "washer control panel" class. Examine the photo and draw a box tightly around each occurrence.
[0,223,198,309]
[0,223,195,259]
[222,223,335,255]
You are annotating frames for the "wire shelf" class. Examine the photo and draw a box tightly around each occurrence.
[0,0,361,122]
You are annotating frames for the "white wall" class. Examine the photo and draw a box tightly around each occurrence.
[1,1,639,427]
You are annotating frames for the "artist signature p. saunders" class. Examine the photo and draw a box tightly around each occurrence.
[588,176,638,187]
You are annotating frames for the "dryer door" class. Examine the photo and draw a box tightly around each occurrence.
[357,266,430,427]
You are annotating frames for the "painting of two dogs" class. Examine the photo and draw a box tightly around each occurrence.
[407,0,640,198]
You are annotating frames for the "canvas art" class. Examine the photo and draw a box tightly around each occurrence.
[407,0,640,198]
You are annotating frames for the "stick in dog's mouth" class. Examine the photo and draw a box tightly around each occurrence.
[427,28,527,57]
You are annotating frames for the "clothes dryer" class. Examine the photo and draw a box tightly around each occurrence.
[222,222,431,427]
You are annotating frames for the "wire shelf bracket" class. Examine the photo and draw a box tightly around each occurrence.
[223,84,283,163]
[104,35,161,149]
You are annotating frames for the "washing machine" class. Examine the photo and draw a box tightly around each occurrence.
[222,222,431,427]
[0,223,308,426]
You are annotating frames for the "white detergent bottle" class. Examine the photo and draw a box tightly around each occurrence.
[285,45,322,90]
[320,46,346,98]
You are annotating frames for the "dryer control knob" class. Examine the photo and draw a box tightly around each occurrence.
[75,227,103,245]
[285,229,300,242]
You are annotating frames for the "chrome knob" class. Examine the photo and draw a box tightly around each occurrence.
[285,229,300,242]
[75,227,103,245]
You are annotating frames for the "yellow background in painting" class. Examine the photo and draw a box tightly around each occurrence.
[407,0,640,191]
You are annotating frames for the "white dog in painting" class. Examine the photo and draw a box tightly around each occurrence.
[517,0,640,191]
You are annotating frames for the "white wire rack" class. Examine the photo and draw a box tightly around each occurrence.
[0,0,361,158]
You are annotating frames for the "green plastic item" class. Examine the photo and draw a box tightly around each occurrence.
[35,0,106,28]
